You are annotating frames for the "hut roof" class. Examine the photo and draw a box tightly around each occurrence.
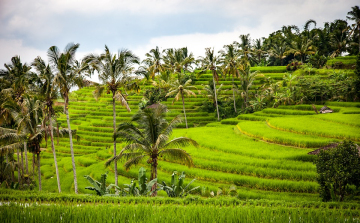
[146,103,161,109]
[83,79,98,87]
[319,105,333,113]
[308,143,360,155]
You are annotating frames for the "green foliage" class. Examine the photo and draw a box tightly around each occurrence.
[123,167,157,196]
[315,141,360,202]
[84,172,117,196]
[143,87,168,105]
[160,171,199,197]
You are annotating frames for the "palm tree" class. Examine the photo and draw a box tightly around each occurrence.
[287,38,316,62]
[0,56,34,104]
[49,43,88,194]
[234,34,252,59]
[1,95,44,190]
[143,46,165,80]
[252,38,267,65]
[219,44,241,113]
[347,6,360,53]
[0,56,35,183]
[202,80,226,108]
[166,79,198,128]
[105,104,198,196]
[86,46,139,186]
[197,48,221,121]
[32,56,62,193]
[163,47,195,80]
[269,40,288,66]
[239,62,262,108]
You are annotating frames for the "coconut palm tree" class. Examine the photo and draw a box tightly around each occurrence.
[287,38,316,62]
[143,46,165,80]
[269,40,288,66]
[1,95,44,190]
[197,48,221,121]
[86,46,140,186]
[202,80,226,108]
[166,79,198,128]
[49,43,88,194]
[105,104,198,196]
[252,38,267,65]
[234,34,252,59]
[32,56,62,193]
[239,62,262,108]
[0,56,34,104]
[219,44,241,113]
[163,47,195,80]
[347,5,360,53]
[0,56,36,183]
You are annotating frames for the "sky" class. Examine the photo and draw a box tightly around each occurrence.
[0,0,358,82]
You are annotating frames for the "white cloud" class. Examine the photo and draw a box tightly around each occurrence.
[133,23,274,60]
[0,39,46,66]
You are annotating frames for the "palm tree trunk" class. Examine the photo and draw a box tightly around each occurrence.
[17,148,21,186]
[151,159,158,196]
[32,153,35,181]
[64,96,78,194]
[56,122,60,145]
[24,142,29,185]
[49,115,61,193]
[112,94,118,186]
[212,72,220,121]
[21,150,24,176]
[358,26,360,53]
[181,91,188,128]
[232,76,237,113]
[37,152,41,191]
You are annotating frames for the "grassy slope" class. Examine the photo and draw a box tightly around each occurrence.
[11,64,360,204]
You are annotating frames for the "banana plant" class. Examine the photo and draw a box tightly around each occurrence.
[124,167,157,196]
[84,172,119,196]
[160,171,199,197]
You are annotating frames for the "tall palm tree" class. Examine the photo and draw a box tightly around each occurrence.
[239,62,262,108]
[49,43,88,194]
[32,56,62,193]
[143,46,165,80]
[166,79,198,128]
[87,46,140,186]
[197,48,221,121]
[219,44,241,113]
[347,6,360,53]
[105,104,198,196]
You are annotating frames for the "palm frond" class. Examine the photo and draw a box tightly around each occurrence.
[159,148,193,167]
[162,137,199,150]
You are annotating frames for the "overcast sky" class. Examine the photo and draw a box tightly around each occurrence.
[0,0,358,82]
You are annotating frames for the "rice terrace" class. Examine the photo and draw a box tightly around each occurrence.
[1,2,360,223]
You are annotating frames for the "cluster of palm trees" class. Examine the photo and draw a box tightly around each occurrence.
[231,6,360,66]
[0,43,89,193]
[0,5,359,193]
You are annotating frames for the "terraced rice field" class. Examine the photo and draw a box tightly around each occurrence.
[26,68,359,203]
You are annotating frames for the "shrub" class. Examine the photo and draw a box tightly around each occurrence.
[315,141,360,202]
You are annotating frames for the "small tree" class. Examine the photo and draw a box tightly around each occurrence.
[315,141,360,202]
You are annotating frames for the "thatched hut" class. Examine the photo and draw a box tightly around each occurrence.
[319,106,333,114]
[308,143,360,155]
[83,79,98,87]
